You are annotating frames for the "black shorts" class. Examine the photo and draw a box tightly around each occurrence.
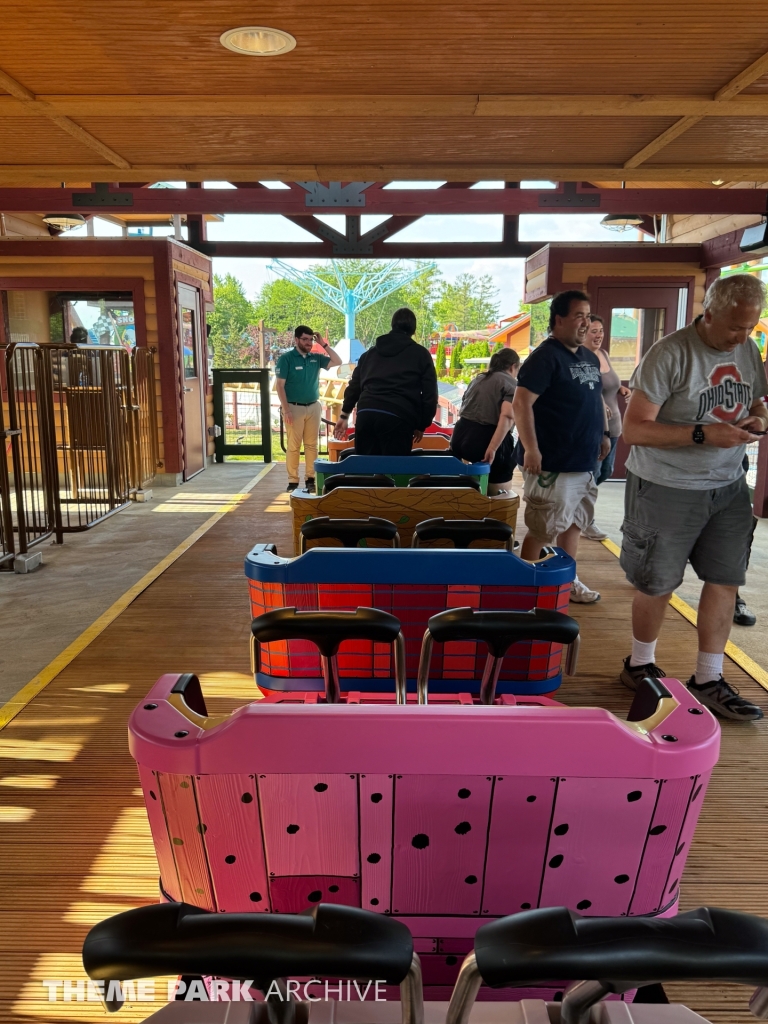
[450,418,515,484]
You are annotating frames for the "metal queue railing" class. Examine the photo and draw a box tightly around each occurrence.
[0,343,159,563]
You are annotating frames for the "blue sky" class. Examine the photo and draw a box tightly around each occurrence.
[66,180,645,320]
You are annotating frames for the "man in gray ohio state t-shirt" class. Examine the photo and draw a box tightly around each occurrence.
[617,274,768,723]
[626,321,767,487]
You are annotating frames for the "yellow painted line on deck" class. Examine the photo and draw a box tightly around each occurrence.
[0,463,274,731]
[601,536,768,693]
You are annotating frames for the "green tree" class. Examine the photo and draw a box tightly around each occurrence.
[435,339,447,374]
[208,274,258,368]
[491,340,505,356]
[519,299,551,348]
[433,273,499,331]
[461,340,491,361]
[449,339,464,375]
[252,276,345,341]
[397,264,440,345]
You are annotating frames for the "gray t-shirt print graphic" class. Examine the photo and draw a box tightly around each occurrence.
[627,320,768,489]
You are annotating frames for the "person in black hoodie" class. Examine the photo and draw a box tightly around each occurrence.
[334,308,438,455]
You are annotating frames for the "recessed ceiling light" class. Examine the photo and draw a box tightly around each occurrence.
[711,179,725,186]
[220,26,296,56]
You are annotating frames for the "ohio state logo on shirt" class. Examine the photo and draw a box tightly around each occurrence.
[695,363,752,422]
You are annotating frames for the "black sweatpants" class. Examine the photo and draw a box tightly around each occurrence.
[354,412,414,455]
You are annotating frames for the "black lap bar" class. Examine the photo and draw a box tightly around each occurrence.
[427,607,579,657]
[323,474,395,493]
[83,902,414,994]
[251,607,401,657]
[407,474,480,489]
[301,516,398,548]
[474,906,768,988]
[413,517,512,549]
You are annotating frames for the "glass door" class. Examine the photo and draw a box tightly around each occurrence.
[592,283,689,480]
[177,282,206,480]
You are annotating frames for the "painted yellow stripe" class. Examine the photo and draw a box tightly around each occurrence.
[600,536,768,693]
[0,463,274,731]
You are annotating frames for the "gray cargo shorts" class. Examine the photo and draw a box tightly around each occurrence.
[620,471,756,597]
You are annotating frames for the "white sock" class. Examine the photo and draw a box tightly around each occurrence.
[630,638,657,668]
[694,651,724,686]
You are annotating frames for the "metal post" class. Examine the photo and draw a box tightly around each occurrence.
[560,980,612,1024]
[321,654,341,704]
[415,632,433,705]
[394,632,408,704]
[479,653,504,704]
[399,953,424,1024]
[445,952,482,1024]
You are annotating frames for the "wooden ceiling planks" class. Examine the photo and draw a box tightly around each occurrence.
[3,1,768,182]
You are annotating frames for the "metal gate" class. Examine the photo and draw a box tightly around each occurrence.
[0,343,160,564]
[4,342,56,553]
[212,368,272,463]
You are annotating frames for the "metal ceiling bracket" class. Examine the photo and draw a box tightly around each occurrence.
[538,182,601,208]
[72,182,134,208]
[296,182,374,207]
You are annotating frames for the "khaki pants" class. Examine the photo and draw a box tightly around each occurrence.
[285,402,321,483]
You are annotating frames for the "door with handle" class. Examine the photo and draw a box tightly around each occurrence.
[591,282,690,480]
[177,282,206,479]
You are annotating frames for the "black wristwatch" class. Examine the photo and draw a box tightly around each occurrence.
[692,424,706,445]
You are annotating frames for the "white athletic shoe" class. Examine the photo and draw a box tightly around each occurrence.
[581,522,608,541]
[570,577,601,603]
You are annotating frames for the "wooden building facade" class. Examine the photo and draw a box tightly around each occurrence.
[0,238,214,484]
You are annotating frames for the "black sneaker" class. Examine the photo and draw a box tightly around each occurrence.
[687,676,763,722]
[619,655,666,692]
[734,595,756,627]
[305,478,316,494]
[286,482,299,493]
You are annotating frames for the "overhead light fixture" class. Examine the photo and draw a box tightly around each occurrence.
[600,212,645,232]
[42,213,87,229]
[220,26,296,56]
[711,179,725,186]
[740,220,768,255]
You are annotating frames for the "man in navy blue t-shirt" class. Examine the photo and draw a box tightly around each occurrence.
[513,290,610,603]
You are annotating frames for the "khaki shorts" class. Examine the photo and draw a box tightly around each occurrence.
[522,469,597,544]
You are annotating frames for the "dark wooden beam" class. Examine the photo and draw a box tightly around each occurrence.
[196,240,538,259]
[2,184,768,216]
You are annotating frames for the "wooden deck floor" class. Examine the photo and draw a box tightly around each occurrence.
[1,464,766,1024]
